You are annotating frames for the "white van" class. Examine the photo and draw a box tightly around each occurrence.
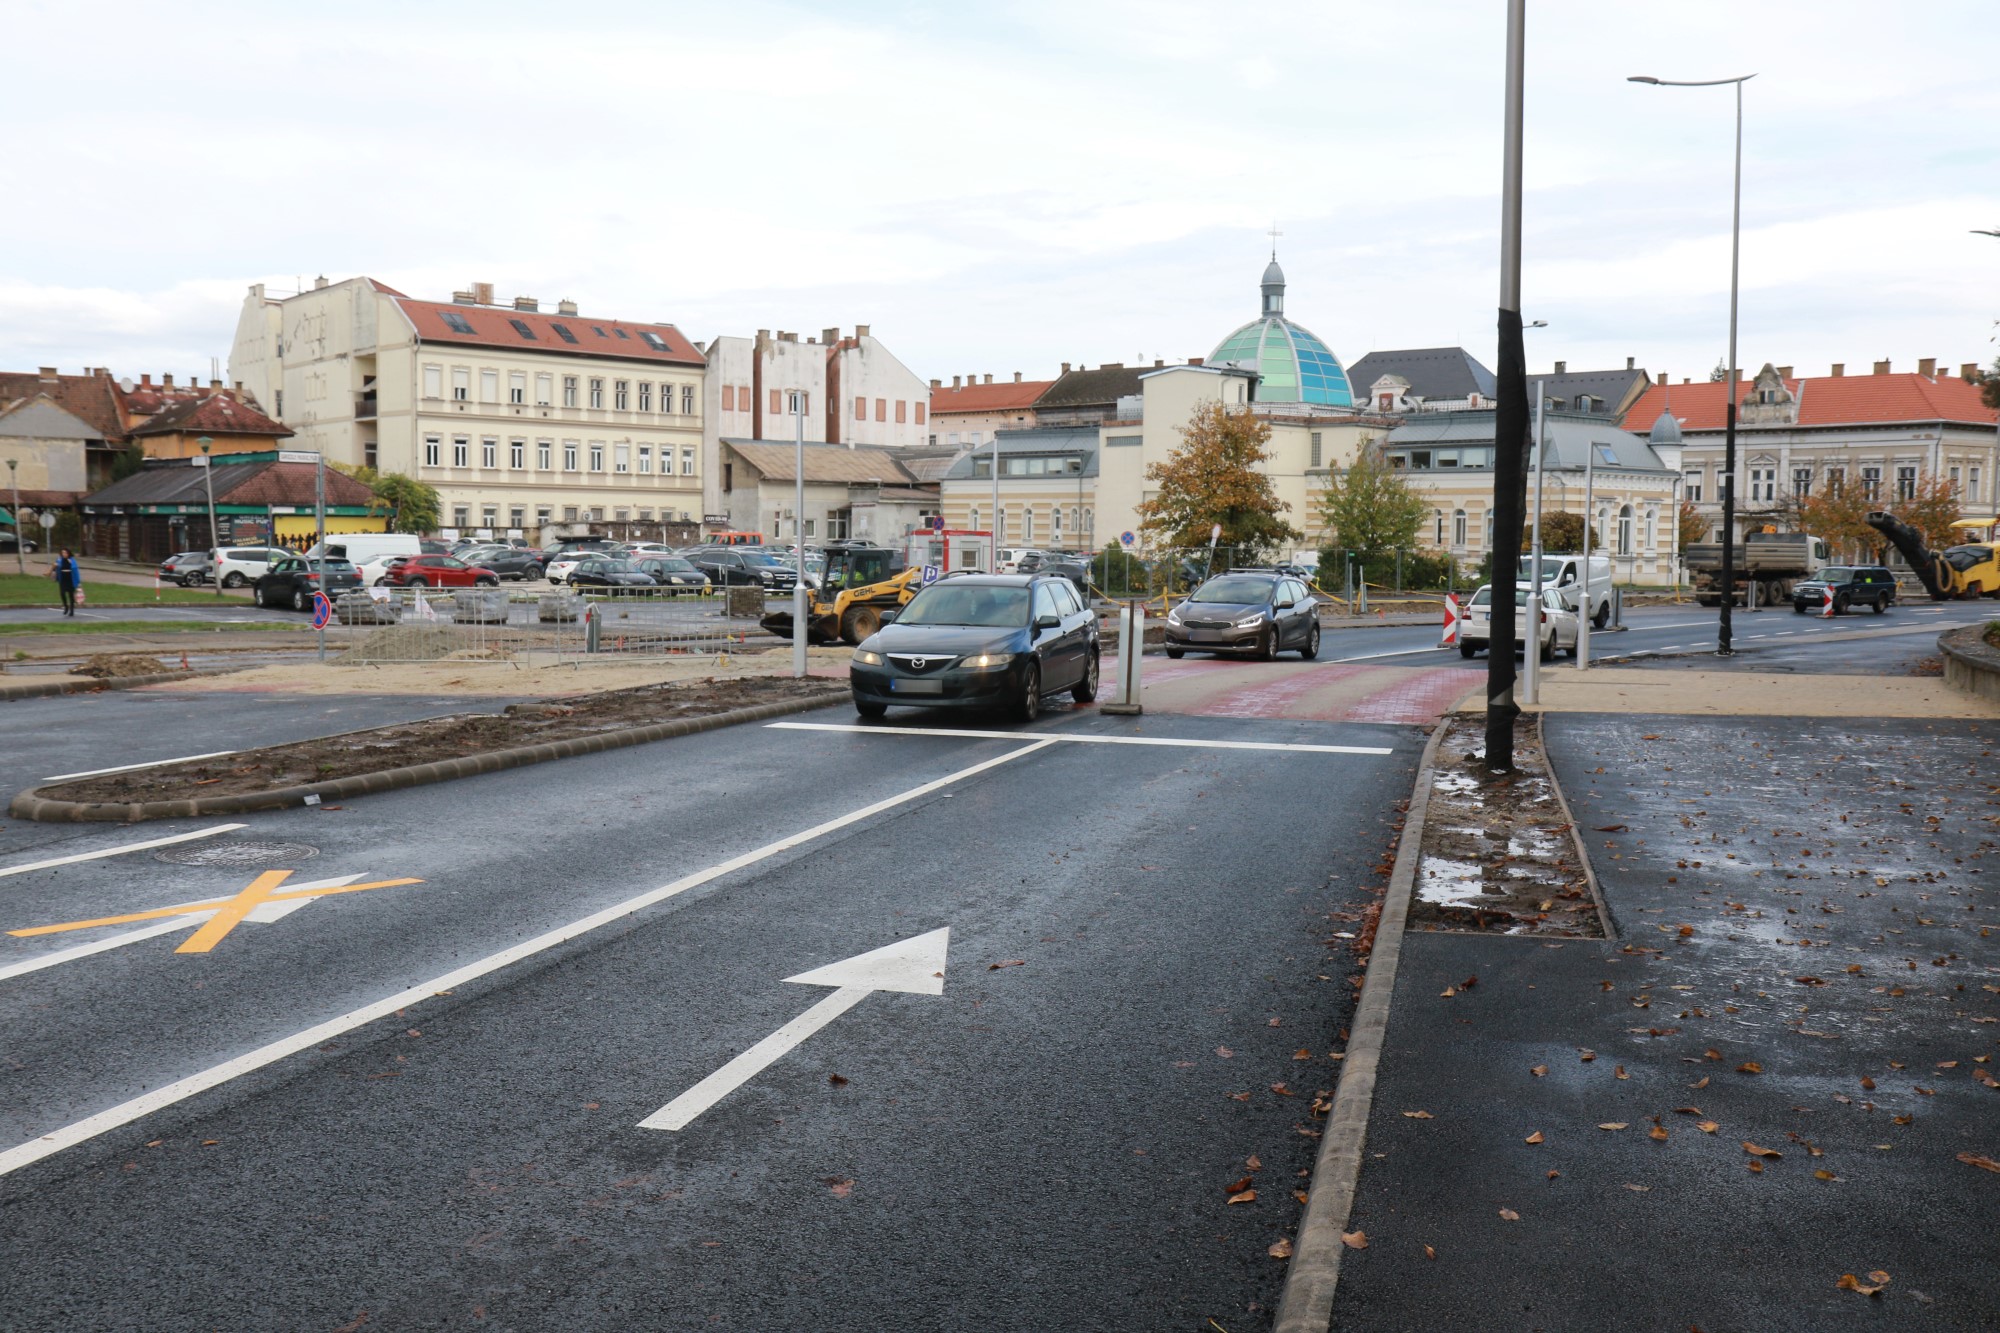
[309,534,421,587]
[1516,553,1613,628]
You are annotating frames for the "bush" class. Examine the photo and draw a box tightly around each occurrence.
[1316,547,1461,593]
[1090,544,1151,597]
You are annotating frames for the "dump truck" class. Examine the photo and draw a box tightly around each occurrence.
[1683,531,1832,607]
[759,545,924,645]
[1865,510,2000,600]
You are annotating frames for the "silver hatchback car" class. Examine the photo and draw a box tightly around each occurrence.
[1163,571,1321,660]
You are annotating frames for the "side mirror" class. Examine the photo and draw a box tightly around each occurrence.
[1035,614,1062,631]
[878,610,898,625]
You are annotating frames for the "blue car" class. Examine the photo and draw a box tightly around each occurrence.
[849,574,1099,722]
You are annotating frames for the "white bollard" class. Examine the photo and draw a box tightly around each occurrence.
[1101,601,1144,715]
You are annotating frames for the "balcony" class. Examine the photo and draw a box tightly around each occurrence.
[355,392,378,419]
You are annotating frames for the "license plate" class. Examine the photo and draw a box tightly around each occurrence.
[892,678,943,695]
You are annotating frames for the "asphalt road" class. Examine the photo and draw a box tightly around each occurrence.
[0,700,1416,1330]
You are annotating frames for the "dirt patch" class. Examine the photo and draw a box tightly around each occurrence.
[75,653,171,678]
[1908,654,1944,677]
[37,676,839,804]
[1406,713,1605,937]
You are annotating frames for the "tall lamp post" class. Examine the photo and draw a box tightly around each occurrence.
[6,459,22,575]
[1484,0,1530,773]
[197,436,222,599]
[1630,71,1755,655]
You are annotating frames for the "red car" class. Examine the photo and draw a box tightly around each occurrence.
[375,554,500,589]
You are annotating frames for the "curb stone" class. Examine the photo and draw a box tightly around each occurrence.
[10,687,849,823]
[0,665,246,701]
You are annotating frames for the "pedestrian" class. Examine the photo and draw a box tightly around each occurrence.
[51,547,81,617]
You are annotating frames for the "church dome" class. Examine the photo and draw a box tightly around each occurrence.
[1210,254,1353,407]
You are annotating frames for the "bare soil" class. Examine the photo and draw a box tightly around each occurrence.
[36,676,840,804]
[1406,713,1606,937]
[76,653,172,678]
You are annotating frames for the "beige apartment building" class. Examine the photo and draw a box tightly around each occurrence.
[230,278,707,539]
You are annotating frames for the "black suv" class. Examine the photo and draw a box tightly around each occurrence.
[1791,565,1897,615]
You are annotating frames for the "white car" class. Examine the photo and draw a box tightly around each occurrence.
[996,547,1045,574]
[545,552,592,585]
[1458,583,1579,661]
[623,542,680,558]
[1515,554,1614,628]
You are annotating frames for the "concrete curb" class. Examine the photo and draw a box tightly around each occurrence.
[1535,710,1616,939]
[1939,622,2000,704]
[1272,713,1452,1332]
[10,687,849,823]
[0,665,246,701]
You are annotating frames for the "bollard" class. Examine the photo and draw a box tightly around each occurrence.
[584,602,600,653]
[1101,600,1143,715]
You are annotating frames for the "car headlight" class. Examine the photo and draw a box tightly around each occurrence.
[1165,607,1183,625]
[852,649,884,666]
[1234,613,1266,629]
[962,652,1014,669]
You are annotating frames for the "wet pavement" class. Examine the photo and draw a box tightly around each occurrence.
[1333,714,2000,1332]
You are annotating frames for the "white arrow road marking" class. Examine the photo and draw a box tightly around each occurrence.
[639,928,951,1132]
[0,824,248,882]
[0,876,358,982]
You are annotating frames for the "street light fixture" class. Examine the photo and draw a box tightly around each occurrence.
[197,436,222,599]
[1629,71,1756,656]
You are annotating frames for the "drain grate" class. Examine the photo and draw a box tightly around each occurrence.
[156,840,320,868]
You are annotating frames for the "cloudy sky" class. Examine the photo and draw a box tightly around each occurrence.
[4,0,1996,392]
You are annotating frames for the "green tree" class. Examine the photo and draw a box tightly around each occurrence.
[1676,498,1707,552]
[1520,510,1598,554]
[333,464,441,534]
[109,442,148,482]
[1316,448,1427,556]
[1136,402,1301,558]
[1978,356,2000,412]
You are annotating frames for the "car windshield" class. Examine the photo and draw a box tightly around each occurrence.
[1816,567,1854,582]
[741,552,789,568]
[592,560,636,573]
[897,583,1030,627]
[1516,557,1572,581]
[651,558,696,573]
[311,560,356,572]
[1189,576,1275,604]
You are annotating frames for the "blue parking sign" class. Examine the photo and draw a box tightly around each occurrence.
[920,564,941,585]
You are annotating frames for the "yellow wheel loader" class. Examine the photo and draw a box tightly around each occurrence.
[759,545,925,645]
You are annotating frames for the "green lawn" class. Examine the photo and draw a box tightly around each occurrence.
[0,574,248,607]
[0,619,306,637]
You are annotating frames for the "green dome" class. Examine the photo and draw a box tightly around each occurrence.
[1208,256,1353,407]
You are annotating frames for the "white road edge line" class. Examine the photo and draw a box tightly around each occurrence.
[43,752,237,783]
[0,741,1058,1179]
[0,824,248,882]
[1329,646,1450,663]
[766,721,1392,756]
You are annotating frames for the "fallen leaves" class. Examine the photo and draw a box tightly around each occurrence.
[1530,1064,1549,1078]
[1402,1110,1435,1120]
[1340,1230,1369,1250]
[1736,1062,1763,1075]
[1524,1131,1544,1145]
[1697,1121,1720,1134]
[827,1073,849,1087]
[1268,1237,1294,1259]
[823,1177,855,1199]
[1957,1152,2000,1174]
[1649,1124,1670,1142]
[1227,1189,1258,1205]
[1497,1207,1521,1221]
[1835,1270,1892,1297]
[987,959,1025,970]
[1597,1122,1630,1132]
[1743,1142,1784,1159]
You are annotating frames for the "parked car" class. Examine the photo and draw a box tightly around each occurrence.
[849,574,1099,722]
[0,529,37,554]
[205,546,286,589]
[996,548,1045,574]
[1164,571,1321,660]
[1458,583,1578,660]
[464,547,546,581]
[158,551,212,586]
[375,554,500,589]
[1035,558,1092,600]
[544,551,595,585]
[567,557,659,590]
[1790,565,1897,615]
[685,547,798,592]
[1516,553,1615,628]
[632,556,711,593]
[622,542,682,558]
[254,556,362,610]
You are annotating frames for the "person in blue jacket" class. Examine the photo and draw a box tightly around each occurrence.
[50,548,81,616]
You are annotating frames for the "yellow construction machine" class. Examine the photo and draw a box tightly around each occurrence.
[759,545,925,645]
[1867,510,2000,600]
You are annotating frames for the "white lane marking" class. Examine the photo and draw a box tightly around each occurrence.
[0,825,248,882]
[1329,645,1452,663]
[0,742,1055,1178]
[44,752,237,783]
[766,721,1392,756]
[640,928,950,1132]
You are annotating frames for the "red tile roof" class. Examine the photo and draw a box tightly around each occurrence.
[1625,372,1997,432]
[929,378,1056,415]
[0,370,126,438]
[394,299,704,366]
[127,390,291,439]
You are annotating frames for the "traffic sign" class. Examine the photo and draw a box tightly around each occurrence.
[920,564,941,585]
[310,591,333,629]
[37,513,55,530]
[1120,531,1135,547]
[929,516,944,531]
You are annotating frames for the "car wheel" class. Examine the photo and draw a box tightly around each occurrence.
[1833,595,1848,615]
[1592,603,1610,630]
[1260,627,1279,661]
[179,574,199,588]
[1072,650,1100,703]
[524,565,542,581]
[291,587,308,612]
[840,605,882,645]
[223,572,246,589]
[1565,640,1580,659]
[476,576,498,587]
[854,695,888,719]
[409,577,428,588]
[1539,634,1554,662]
[1459,640,1478,659]
[1011,662,1042,722]
[1299,622,1320,660]
[1872,597,1886,614]
[1792,602,1806,614]
[1165,646,1185,660]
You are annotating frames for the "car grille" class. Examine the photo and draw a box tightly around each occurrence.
[886,654,953,674]
[1185,619,1232,630]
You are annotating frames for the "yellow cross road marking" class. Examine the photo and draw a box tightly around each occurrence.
[7,874,426,943]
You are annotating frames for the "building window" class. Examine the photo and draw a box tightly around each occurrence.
[802,517,816,539]
[1948,465,1961,493]
[563,506,579,522]
[1052,506,1064,539]
[452,437,469,467]
[854,396,866,421]
[639,382,652,412]
[1643,508,1656,550]
[1861,466,1881,500]
[589,379,604,409]
[681,447,696,476]
[424,435,441,467]
[614,380,629,410]
[636,445,651,474]
[1435,511,1444,545]
[915,404,926,425]
[451,368,469,401]
[770,389,782,416]
[895,400,907,424]
[589,442,605,472]
[682,385,695,415]
[1022,509,1034,544]
[1826,467,1845,496]
[1749,466,1775,503]
[1683,470,1703,503]
[510,439,525,469]
[480,369,499,402]
[1453,509,1467,546]
[1970,466,1983,502]
[537,439,552,470]
[509,372,526,404]
[537,506,552,528]
[453,506,470,529]
[535,372,552,405]
[1793,467,1812,498]
[969,506,980,531]
[1310,432,1323,468]
[1896,465,1917,500]
[615,442,631,473]
[875,398,887,422]
[563,376,578,407]
[722,385,736,412]
[481,438,498,468]
[510,507,524,530]
[563,440,579,471]
[482,506,498,530]
[590,507,603,522]
[1617,504,1634,555]
[423,365,442,399]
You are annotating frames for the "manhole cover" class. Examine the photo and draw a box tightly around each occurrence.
[155,840,320,868]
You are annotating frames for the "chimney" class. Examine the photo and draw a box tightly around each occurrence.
[855,324,870,338]
[823,328,839,345]
[930,378,941,389]
[952,376,962,388]
[472,281,495,305]
[1102,362,1123,369]
[1554,360,1566,374]
[1776,366,1792,379]
[233,381,243,395]
[1830,363,1844,377]
[163,373,174,386]
[37,366,57,381]
[513,296,539,312]
[1918,357,1936,377]
[140,373,151,386]
[557,299,578,316]
[1964,363,1980,379]
[1873,359,1890,375]
[314,275,329,290]
[1061,362,1071,374]
[756,329,770,341]
[210,378,222,391]
[1190,357,1204,367]
[1153,359,1164,368]
[983,374,992,384]
[452,290,477,304]
[1013,372,1022,383]
[1626,356,1635,370]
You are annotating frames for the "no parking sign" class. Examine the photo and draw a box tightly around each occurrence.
[310,591,333,630]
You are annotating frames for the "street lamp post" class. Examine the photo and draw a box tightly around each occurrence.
[6,459,22,575]
[1484,0,1530,774]
[197,436,222,599]
[1630,71,1755,656]
[791,392,808,679]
